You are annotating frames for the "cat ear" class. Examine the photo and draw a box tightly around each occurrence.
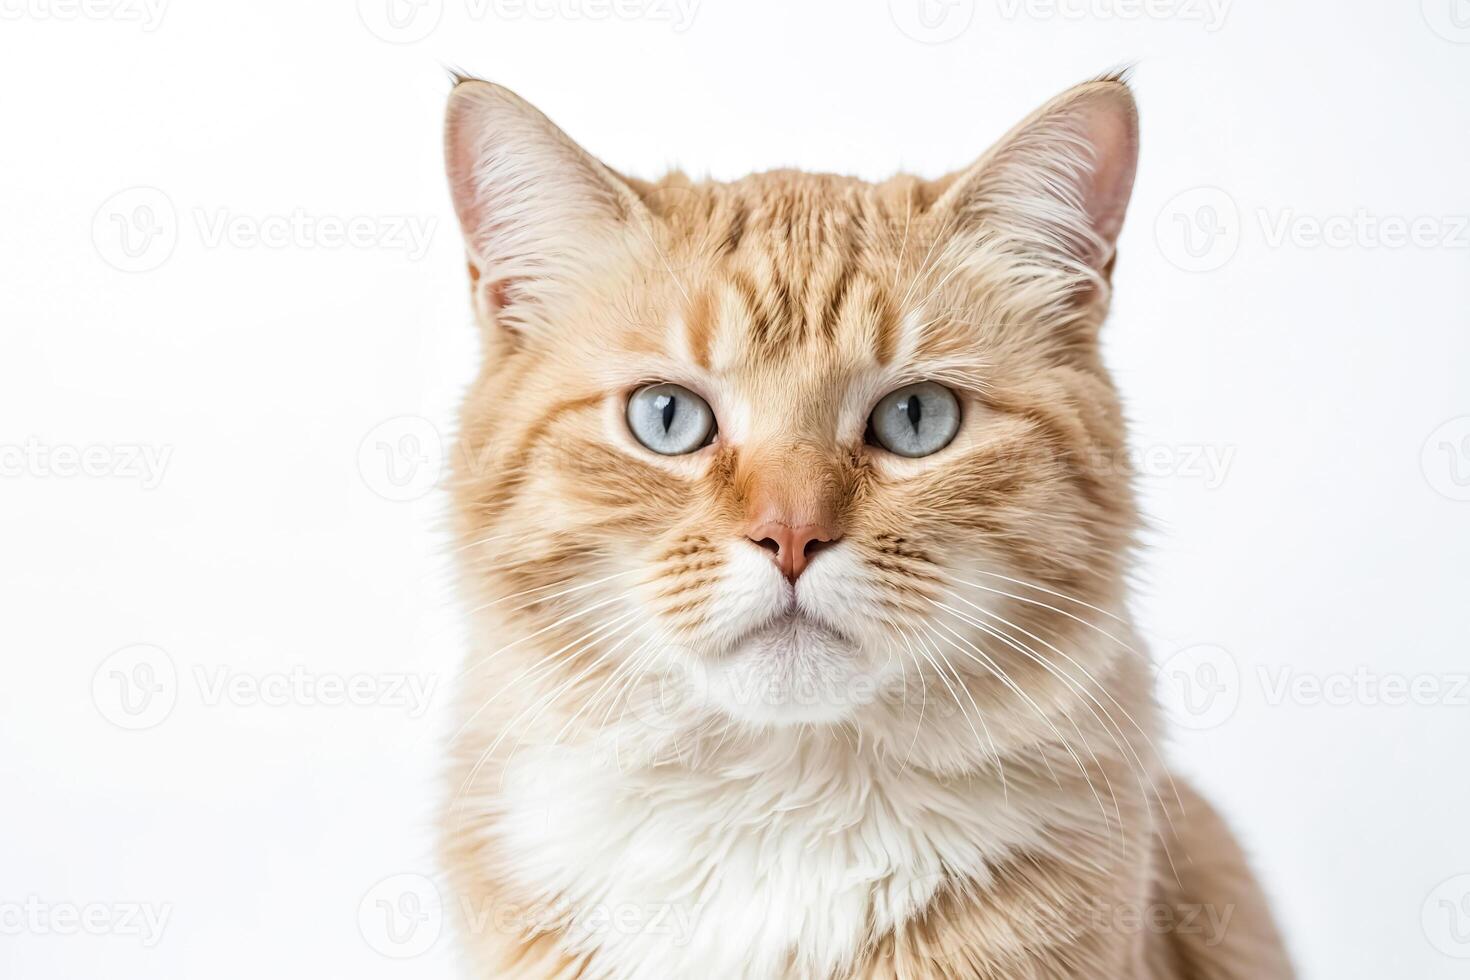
[444,79,648,334]
[929,75,1139,289]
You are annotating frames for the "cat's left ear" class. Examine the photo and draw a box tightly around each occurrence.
[929,75,1139,289]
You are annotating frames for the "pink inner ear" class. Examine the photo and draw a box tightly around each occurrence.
[446,103,493,250]
[1077,93,1140,253]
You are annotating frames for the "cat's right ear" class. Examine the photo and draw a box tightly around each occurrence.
[444,79,647,339]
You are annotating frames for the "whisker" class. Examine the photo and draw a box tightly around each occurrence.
[965,566,1129,624]
[452,525,574,554]
[556,625,670,747]
[500,616,652,786]
[462,566,637,618]
[898,201,965,313]
[451,610,647,814]
[447,602,644,800]
[952,577,1141,655]
[607,629,687,760]
[928,606,1125,842]
[453,589,636,684]
[940,588,1186,846]
[917,611,1106,813]
[902,619,1008,802]
[890,626,928,775]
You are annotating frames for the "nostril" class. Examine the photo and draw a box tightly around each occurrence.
[755,537,782,556]
[803,537,837,560]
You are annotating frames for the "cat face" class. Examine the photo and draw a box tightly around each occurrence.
[446,79,1139,738]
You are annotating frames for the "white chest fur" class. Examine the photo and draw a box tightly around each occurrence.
[491,733,1050,980]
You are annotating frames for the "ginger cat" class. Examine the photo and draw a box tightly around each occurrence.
[438,73,1293,979]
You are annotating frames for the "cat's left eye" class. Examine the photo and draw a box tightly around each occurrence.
[867,381,960,458]
[626,383,716,455]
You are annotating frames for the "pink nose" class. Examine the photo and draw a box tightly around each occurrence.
[746,521,841,583]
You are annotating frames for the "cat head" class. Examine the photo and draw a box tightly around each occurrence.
[445,77,1139,747]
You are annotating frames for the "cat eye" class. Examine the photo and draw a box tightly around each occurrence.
[867,382,960,458]
[626,383,717,455]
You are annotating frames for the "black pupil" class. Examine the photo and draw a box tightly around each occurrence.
[904,394,923,431]
[659,394,677,433]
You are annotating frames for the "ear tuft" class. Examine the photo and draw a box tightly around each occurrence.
[446,66,478,87]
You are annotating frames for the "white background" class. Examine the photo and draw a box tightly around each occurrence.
[2,0,1468,977]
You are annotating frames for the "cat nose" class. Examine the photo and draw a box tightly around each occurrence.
[746,521,842,583]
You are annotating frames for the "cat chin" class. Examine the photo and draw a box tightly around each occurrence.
[703,614,883,727]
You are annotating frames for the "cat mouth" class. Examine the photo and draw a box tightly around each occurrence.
[706,610,869,726]
[734,610,854,659]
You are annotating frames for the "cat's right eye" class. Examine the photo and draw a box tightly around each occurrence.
[626,383,716,455]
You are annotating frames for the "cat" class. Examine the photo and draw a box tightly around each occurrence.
[438,72,1293,979]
